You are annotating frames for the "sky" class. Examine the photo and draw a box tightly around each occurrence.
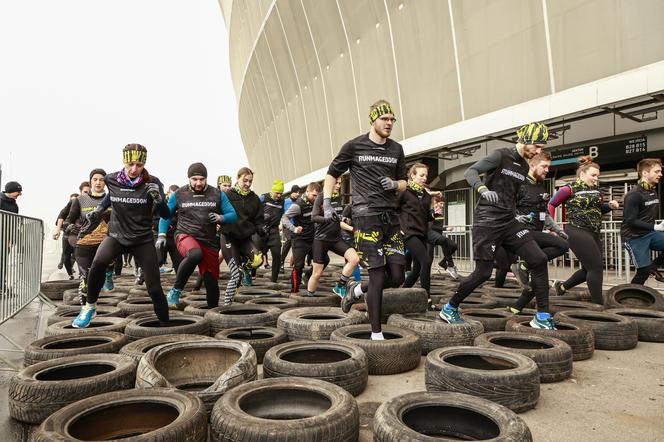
[0,0,247,231]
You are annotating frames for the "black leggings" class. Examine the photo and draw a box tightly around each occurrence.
[494,247,515,288]
[220,235,262,303]
[403,236,432,295]
[173,248,219,308]
[290,239,313,293]
[562,225,604,304]
[87,237,168,321]
[427,230,458,267]
[359,263,405,333]
[451,241,549,311]
[61,235,75,276]
[159,236,183,271]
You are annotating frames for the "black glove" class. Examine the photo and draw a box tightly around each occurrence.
[323,198,338,221]
[208,213,224,224]
[145,183,162,203]
[85,209,101,224]
[380,177,398,191]
[64,224,76,235]
[478,186,499,205]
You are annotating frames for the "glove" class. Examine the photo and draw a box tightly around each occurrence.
[380,177,398,191]
[515,214,530,224]
[208,213,224,224]
[64,224,76,235]
[478,187,499,205]
[655,221,664,232]
[557,231,569,240]
[155,235,167,250]
[323,198,338,221]
[146,183,162,203]
[85,209,101,224]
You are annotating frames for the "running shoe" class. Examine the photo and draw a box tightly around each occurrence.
[72,304,97,328]
[341,281,360,313]
[159,266,173,274]
[333,282,347,299]
[649,268,664,282]
[167,287,182,309]
[446,266,460,280]
[240,267,252,286]
[101,271,114,292]
[438,258,447,268]
[553,280,566,296]
[505,306,521,315]
[511,262,530,291]
[438,303,464,324]
[530,312,557,330]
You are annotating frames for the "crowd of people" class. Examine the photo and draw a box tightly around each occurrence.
[46,100,664,337]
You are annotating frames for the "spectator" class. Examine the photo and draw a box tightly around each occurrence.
[0,181,21,213]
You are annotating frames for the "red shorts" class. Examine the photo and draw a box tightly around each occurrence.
[175,234,220,280]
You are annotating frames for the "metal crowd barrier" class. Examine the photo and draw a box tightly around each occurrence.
[0,210,44,369]
[433,221,639,286]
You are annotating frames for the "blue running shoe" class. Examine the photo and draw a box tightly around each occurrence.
[530,312,557,330]
[72,304,97,328]
[101,271,114,292]
[167,287,183,309]
[438,303,464,324]
[240,267,252,286]
[333,282,347,299]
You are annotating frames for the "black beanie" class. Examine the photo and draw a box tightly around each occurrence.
[188,162,208,178]
[89,168,106,181]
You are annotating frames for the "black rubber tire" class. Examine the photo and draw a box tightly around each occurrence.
[245,296,299,310]
[40,280,79,301]
[505,317,595,361]
[45,317,130,336]
[381,288,429,316]
[47,305,124,325]
[262,340,368,396]
[8,354,137,424]
[387,312,484,354]
[461,308,513,332]
[183,301,217,316]
[425,346,540,413]
[183,293,208,305]
[555,310,638,350]
[23,331,129,367]
[242,281,284,291]
[63,290,128,305]
[210,377,359,442]
[373,391,533,442]
[330,324,421,375]
[549,299,604,314]
[205,305,282,335]
[288,291,340,307]
[124,310,185,321]
[136,340,257,413]
[431,295,499,310]
[117,297,157,315]
[233,288,282,304]
[607,308,664,342]
[128,287,149,296]
[215,326,288,364]
[119,333,217,363]
[32,388,207,441]
[482,294,532,309]
[124,314,210,341]
[474,331,573,383]
[277,307,365,341]
[604,284,664,311]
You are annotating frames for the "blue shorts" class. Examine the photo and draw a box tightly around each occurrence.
[624,231,664,268]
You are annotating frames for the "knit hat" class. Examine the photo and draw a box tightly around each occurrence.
[517,122,549,145]
[4,181,22,193]
[271,180,285,193]
[89,168,106,181]
[289,185,300,194]
[218,175,232,185]
[122,143,148,164]
[187,162,208,178]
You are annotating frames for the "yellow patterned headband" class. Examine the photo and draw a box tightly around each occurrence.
[123,148,147,164]
[369,103,394,124]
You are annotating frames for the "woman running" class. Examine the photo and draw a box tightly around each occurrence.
[548,156,619,304]
[219,167,264,304]
[72,144,170,328]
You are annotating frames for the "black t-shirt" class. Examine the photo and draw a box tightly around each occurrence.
[516,175,550,231]
[398,187,432,240]
[290,196,315,241]
[327,133,407,217]
[104,172,166,246]
[261,193,285,230]
[621,183,659,241]
[312,193,344,242]
[173,185,222,249]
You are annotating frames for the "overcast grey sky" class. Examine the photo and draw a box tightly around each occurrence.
[0,0,247,229]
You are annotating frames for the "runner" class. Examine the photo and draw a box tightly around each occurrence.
[53,191,81,279]
[309,176,360,297]
[340,205,362,282]
[324,99,407,340]
[257,179,286,283]
[280,185,300,273]
[219,167,264,304]
[71,144,170,328]
[398,163,441,296]
[281,182,321,293]
[548,156,619,304]
[158,162,237,308]
[64,169,114,304]
[440,122,555,329]
[622,159,664,284]
[158,184,182,273]
[427,198,460,280]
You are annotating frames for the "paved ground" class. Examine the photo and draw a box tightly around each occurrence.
[1,246,663,441]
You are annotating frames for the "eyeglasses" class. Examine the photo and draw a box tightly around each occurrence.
[378,116,397,123]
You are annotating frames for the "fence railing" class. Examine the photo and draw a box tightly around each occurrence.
[434,221,638,285]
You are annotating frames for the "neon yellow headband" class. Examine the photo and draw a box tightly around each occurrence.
[123,149,147,164]
[369,103,394,124]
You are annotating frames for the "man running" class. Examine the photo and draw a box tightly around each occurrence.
[622,158,664,284]
[280,185,300,273]
[257,180,286,283]
[158,162,237,308]
[324,99,407,340]
[281,182,321,293]
[440,122,555,330]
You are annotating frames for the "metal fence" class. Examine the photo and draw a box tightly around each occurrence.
[433,220,637,285]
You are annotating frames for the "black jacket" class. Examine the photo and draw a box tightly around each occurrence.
[398,187,433,240]
[0,192,18,214]
[220,188,263,241]
[621,182,660,241]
